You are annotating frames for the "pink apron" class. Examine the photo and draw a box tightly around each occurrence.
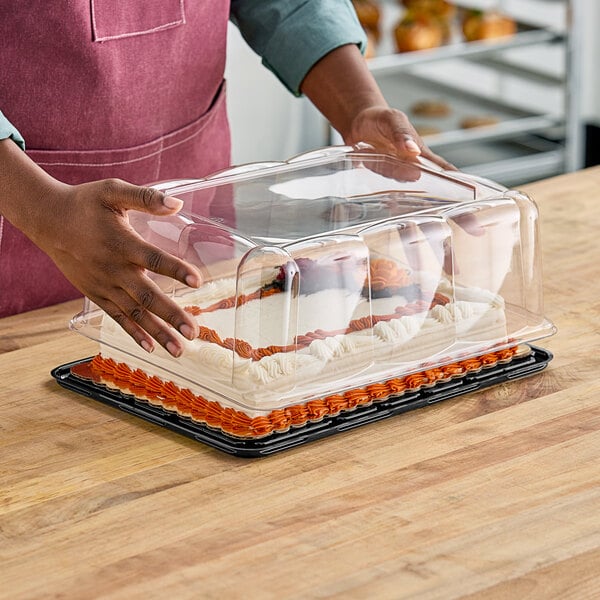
[0,0,232,317]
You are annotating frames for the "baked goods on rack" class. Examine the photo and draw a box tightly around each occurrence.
[388,2,517,53]
[400,0,456,20]
[462,10,517,42]
[411,99,452,117]
[460,115,500,129]
[415,124,443,136]
[400,0,456,41]
[352,0,383,58]
[394,13,446,52]
[352,0,382,40]
[365,29,378,59]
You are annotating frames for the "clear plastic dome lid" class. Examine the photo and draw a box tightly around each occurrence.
[71,145,555,412]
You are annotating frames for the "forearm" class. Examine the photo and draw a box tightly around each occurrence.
[0,138,68,243]
[299,43,387,142]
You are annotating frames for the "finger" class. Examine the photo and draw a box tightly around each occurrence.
[91,295,157,355]
[114,267,200,341]
[384,121,422,158]
[99,178,185,216]
[101,182,203,288]
[123,233,202,289]
[103,286,190,357]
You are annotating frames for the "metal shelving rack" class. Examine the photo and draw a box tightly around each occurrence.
[349,0,584,186]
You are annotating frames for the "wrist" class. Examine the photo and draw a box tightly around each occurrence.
[301,44,388,142]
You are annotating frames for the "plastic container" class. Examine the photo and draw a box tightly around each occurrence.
[68,145,556,440]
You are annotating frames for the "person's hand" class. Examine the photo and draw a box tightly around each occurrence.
[1,138,200,356]
[300,44,456,171]
[34,179,201,357]
[346,105,456,171]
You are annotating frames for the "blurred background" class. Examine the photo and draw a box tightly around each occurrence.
[225,0,598,187]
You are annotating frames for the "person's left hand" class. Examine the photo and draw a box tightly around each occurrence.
[346,105,456,171]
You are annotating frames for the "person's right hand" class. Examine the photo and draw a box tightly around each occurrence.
[0,139,200,357]
[40,179,202,356]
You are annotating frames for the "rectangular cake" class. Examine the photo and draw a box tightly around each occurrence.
[70,146,556,439]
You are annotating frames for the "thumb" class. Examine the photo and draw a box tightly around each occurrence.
[104,179,184,216]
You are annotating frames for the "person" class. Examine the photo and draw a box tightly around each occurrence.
[0,0,452,357]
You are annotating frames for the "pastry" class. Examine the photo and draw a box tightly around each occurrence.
[352,0,382,41]
[401,0,456,21]
[460,115,500,129]
[462,10,517,42]
[400,0,455,41]
[411,99,452,117]
[415,124,443,136]
[394,13,445,52]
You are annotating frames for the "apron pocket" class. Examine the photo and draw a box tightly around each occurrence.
[91,0,185,42]
[27,80,230,186]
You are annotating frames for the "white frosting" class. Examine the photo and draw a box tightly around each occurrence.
[196,288,364,347]
[99,275,508,414]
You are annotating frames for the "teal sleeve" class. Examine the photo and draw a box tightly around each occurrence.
[0,111,25,150]
[230,0,367,96]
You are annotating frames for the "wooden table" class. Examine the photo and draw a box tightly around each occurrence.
[2,168,600,599]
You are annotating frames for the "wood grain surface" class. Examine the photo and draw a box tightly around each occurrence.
[1,168,600,599]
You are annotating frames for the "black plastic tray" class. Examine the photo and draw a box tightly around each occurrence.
[51,345,552,458]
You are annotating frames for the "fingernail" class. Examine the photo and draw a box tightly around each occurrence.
[185,273,201,288]
[179,323,195,340]
[141,339,154,353]
[405,139,421,154]
[166,341,182,357]
[163,196,183,210]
